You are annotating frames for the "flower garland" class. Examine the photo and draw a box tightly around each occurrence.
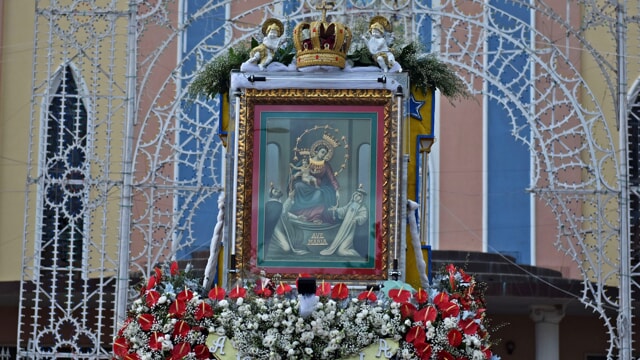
[113,263,500,360]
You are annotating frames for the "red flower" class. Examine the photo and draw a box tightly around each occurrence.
[413,305,437,323]
[446,264,457,291]
[437,350,455,360]
[459,267,472,283]
[388,288,411,303]
[405,325,426,345]
[357,288,377,302]
[172,320,190,337]
[459,318,479,335]
[170,261,179,276]
[169,298,187,317]
[137,313,155,331]
[193,344,211,359]
[145,290,161,308]
[297,273,312,282]
[208,285,226,301]
[447,328,463,347]
[154,267,162,280]
[177,288,194,302]
[331,283,349,300]
[148,331,164,350]
[229,285,247,299]
[399,302,417,319]
[316,280,331,297]
[170,342,191,360]
[433,292,449,307]
[439,301,461,318]
[457,295,472,310]
[482,345,493,358]
[146,275,157,291]
[195,301,214,320]
[113,337,129,357]
[276,282,292,295]
[123,353,140,360]
[117,318,132,337]
[254,280,273,298]
[414,288,429,304]
[467,281,476,295]
[413,341,432,360]
[256,286,273,297]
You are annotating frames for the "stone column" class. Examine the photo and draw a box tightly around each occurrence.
[530,305,565,360]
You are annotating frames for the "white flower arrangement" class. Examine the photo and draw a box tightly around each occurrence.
[214,294,404,359]
[113,263,501,360]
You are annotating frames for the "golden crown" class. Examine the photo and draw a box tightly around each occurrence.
[293,1,352,69]
[322,133,340,148]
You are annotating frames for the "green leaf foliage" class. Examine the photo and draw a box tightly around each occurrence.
[188,41,467,101]
[346,46,376,67]
[273,39,296,66]
[188,45,251,99]
[396,42,467,100]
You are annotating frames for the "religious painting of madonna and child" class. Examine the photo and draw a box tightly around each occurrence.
[233,88,400,281]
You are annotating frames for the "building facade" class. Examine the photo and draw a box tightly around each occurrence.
[0,0,638,359]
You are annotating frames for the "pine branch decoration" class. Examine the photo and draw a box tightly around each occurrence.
[396,42,467,100]
[188,41,466,101]
[188,45,251,99]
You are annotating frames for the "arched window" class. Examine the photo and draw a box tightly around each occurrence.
[266,142,282,189]
[40,65,89,272]
[357,143,371,192]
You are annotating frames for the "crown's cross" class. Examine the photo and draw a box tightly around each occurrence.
[315,1,335,22]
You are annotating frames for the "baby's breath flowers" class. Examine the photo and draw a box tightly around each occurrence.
[113,263,500,360]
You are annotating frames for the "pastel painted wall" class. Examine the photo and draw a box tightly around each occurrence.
[176,0,226,257]
[580,0,640,286]
[0,1,34,281]
[434,0,584,280]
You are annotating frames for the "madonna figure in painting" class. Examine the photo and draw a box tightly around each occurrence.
[288,142,340,224]
[268,137,345,256]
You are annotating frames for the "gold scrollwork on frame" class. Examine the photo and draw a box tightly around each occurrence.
[232,87,400,284]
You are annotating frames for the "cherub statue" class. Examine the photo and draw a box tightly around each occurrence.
[363,16,401,73]
[247,18,284,71]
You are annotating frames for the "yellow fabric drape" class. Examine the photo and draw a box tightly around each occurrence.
[404,86,434,289]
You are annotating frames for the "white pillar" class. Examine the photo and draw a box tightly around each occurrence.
[530,305,565,360]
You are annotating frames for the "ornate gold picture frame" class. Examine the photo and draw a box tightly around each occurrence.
[232,88,400,282]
